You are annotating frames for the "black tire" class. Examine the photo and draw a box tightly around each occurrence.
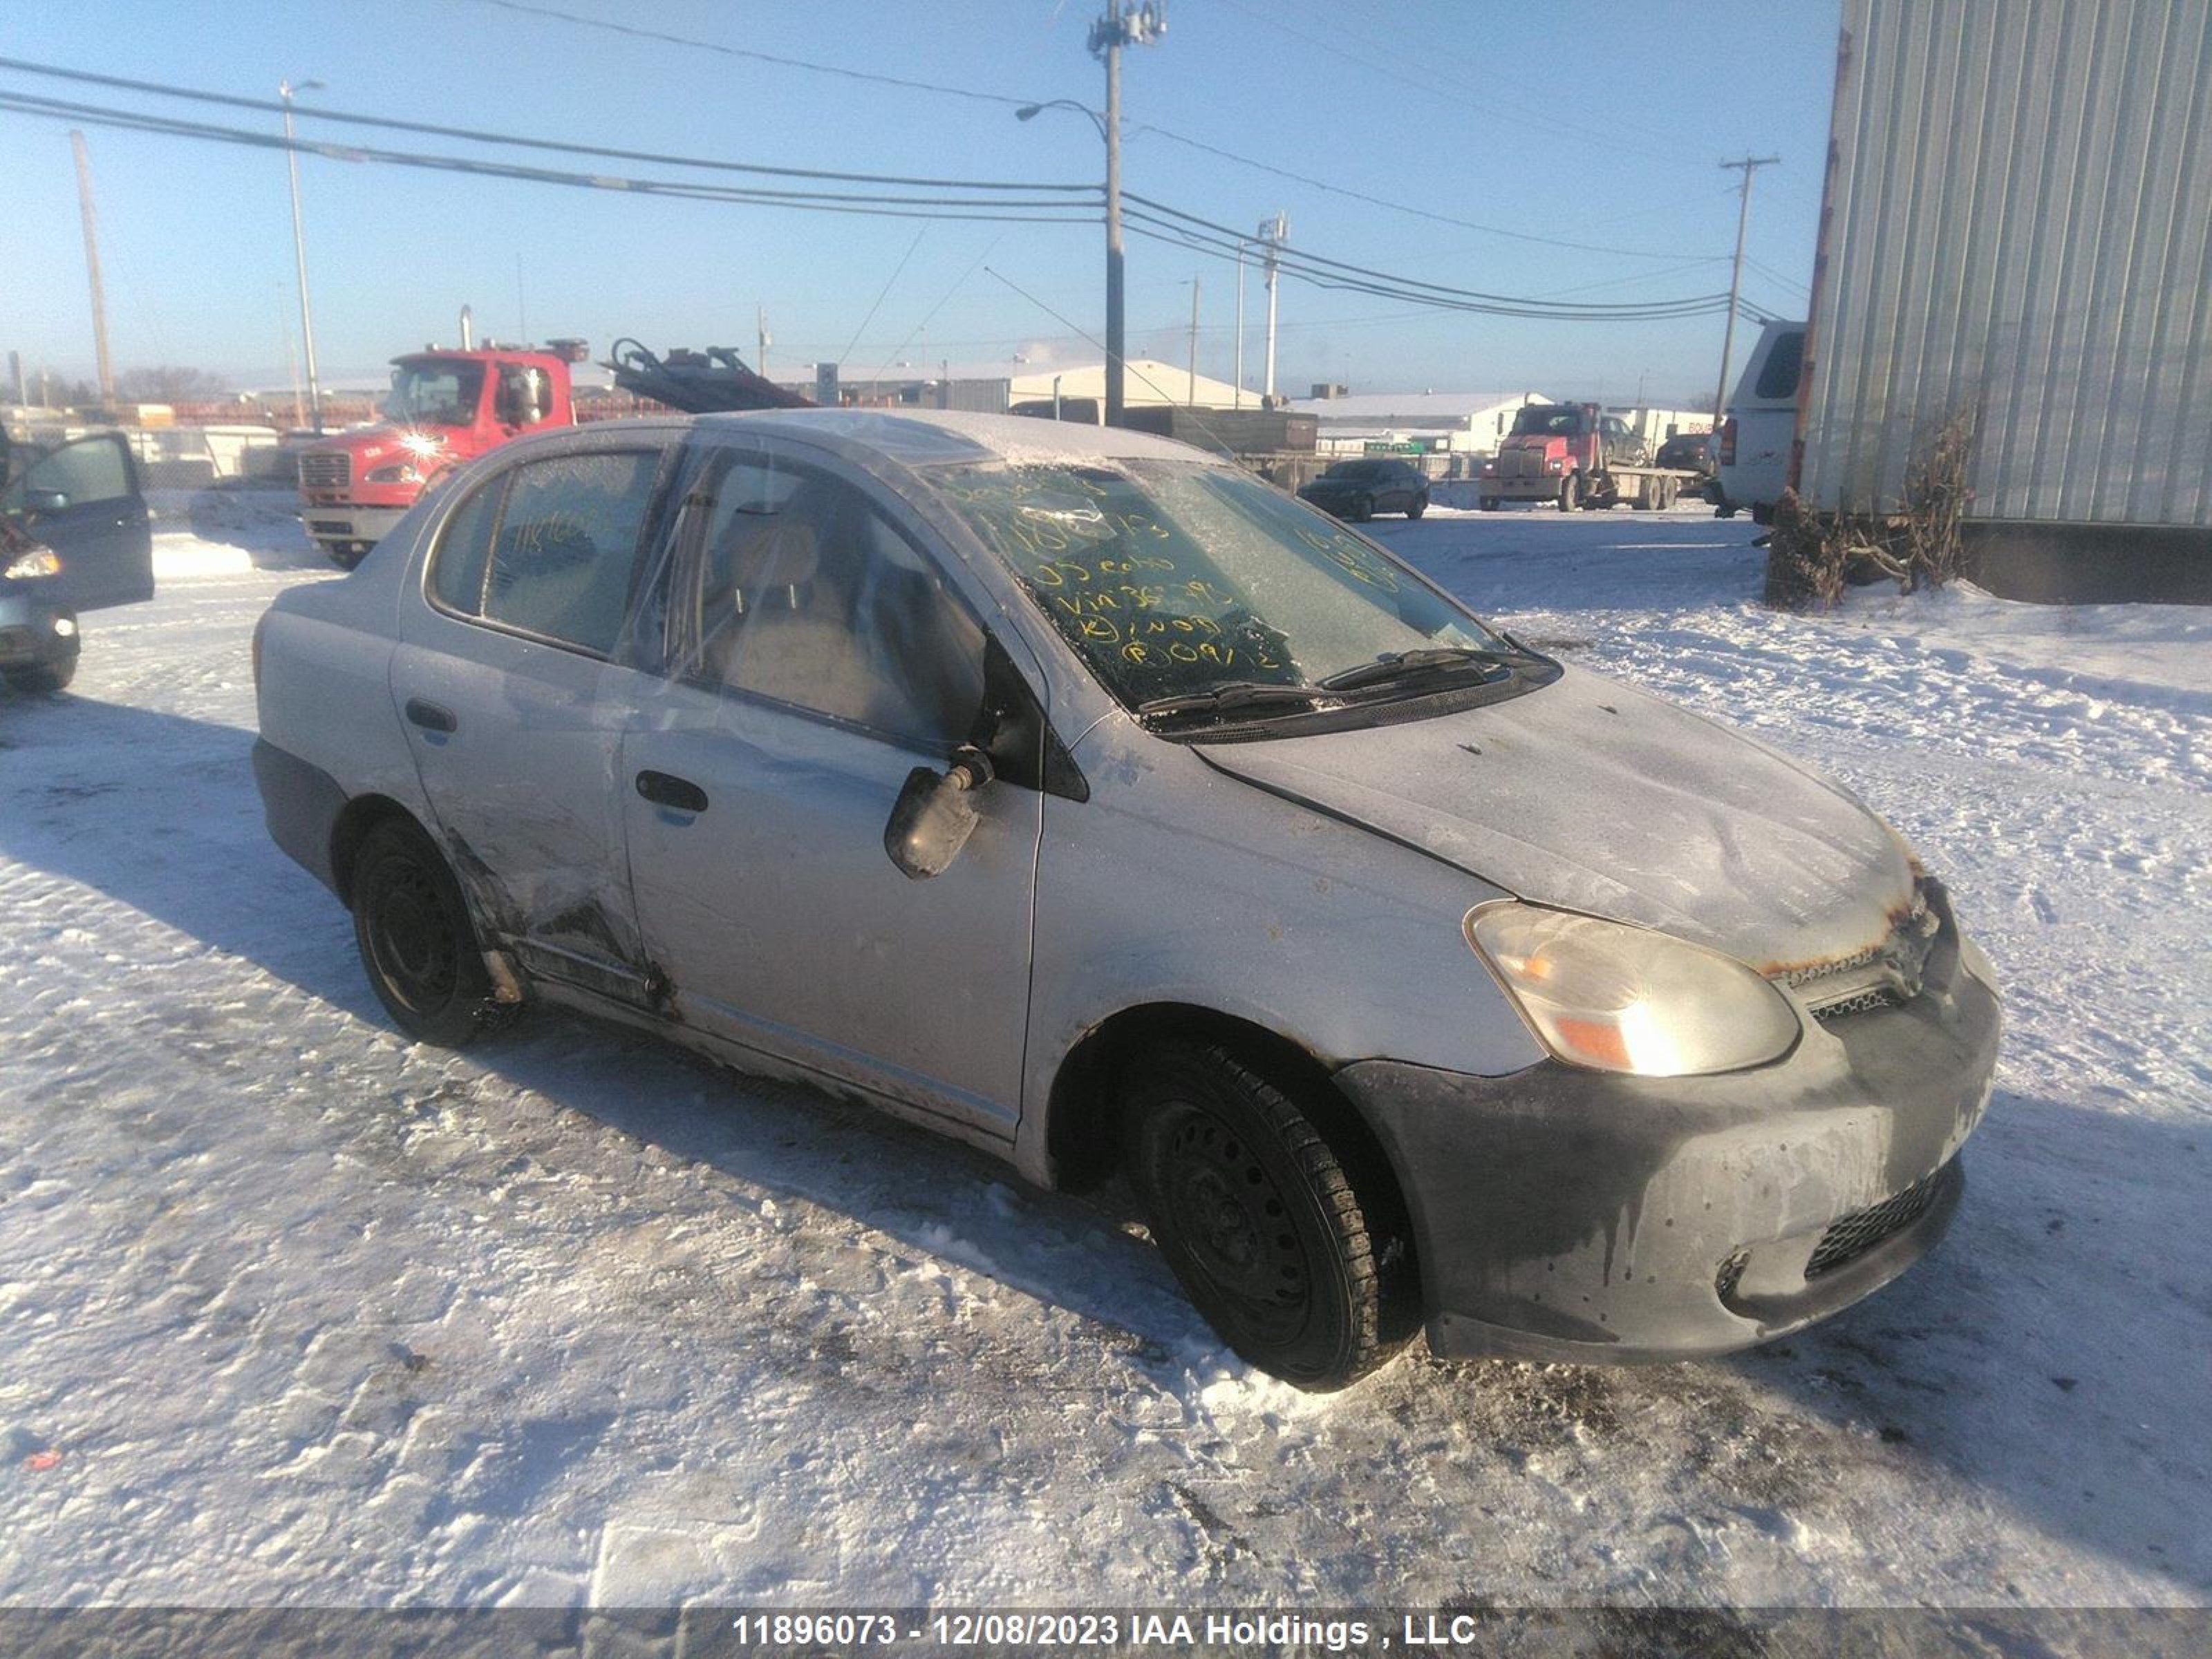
[1557,472,1581,512]
[4,650,79,695]
[328,542,367,572]
[1406,494,1427,520]
[1478,496,1499,512]
[351,817,508,1047]
[1349,494,1374,523]
[1123,1041,1405,1391]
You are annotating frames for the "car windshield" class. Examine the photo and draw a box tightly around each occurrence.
[1509,406,1586,438]
[382,362,485,427]
[931,458,1511,720]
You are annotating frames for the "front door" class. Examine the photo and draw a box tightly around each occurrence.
[392,440,675,1004]
[2,432,153,610]
[617,438,1043,1140]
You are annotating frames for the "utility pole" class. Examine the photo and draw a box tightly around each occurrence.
[1089,1,1165,427]
[1257,211,1287,402]
[68,131,115,413]
[1233,238,1246,410]
[757,304,771,377]
[1713,155,1779,432]
[1185,276,1200,406]
[280,78,326,432]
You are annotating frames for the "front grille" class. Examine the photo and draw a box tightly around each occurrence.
[1806,1161,1960,1279]
[299,452,350,491]
[1810,987,1905,1024]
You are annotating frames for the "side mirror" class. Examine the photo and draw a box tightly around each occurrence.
[26,489,69,514]
[883,746,993,881]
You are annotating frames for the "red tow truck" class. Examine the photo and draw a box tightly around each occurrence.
[1477,402,1697,513]
[296,336,590,568]
[295,336,810,568]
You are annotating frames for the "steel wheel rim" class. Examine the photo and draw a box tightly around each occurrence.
[1159,1105,1310,1342]
[366,858,460,1012]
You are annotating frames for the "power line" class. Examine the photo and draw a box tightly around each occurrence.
[462,0,1039,109]
[0,89,1100,225]
[0,56,1090,192]
[1130,124,1710,261]
[1123,196,1736,318]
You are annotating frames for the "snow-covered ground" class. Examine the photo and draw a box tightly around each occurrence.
[1,488,2204,1609]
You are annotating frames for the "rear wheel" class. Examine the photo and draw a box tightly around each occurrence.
[351,818,507,1047]
[1122,1041,1405,1391]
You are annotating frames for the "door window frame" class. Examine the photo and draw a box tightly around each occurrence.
[420,440,679,664]
[650,435,1022,761]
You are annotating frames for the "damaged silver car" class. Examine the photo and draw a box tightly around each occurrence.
[253,411,1999,1390]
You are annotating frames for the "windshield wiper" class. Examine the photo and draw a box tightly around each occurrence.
[1136,681,1331,724]
[1318,645,1515,693]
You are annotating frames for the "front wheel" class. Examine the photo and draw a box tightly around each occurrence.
[351,818,507,1047]
[1478,496,1499,512]
[1349,495,1374,523]
[1405,495,1427,520]
[1122,1042,1405,1391]
[1557,473,1582,512]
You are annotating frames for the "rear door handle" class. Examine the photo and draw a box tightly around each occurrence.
[635,770,709,814]
[403,697,457,733]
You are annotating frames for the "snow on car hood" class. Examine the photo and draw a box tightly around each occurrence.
[1194,664,1915,973]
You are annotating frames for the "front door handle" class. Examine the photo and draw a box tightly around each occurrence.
[403,697,457,733]
[636,769,709,814]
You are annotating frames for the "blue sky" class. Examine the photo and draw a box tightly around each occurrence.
[1,1,1838,403]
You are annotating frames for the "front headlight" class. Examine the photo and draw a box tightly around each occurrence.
[1467,902,1801,1076]
[4,547,62,580]
[363,464,424,485]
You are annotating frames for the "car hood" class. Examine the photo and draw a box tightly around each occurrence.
[1193,664,1915,973]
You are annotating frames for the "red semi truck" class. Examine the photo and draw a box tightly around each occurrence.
[1477,402,1697,513]
[296,337,590,568]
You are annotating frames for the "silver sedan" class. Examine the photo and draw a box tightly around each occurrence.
[252,410,1998,1390]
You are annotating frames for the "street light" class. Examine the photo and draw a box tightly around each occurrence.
[1014,98,1123,424]
[279,77,325,433]
[1013,2,1163,428]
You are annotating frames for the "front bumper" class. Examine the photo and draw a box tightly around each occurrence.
[0,586,80,673]
[299,505,407,547]
[1481,472,1568,500]
[1335,895,2000,1363]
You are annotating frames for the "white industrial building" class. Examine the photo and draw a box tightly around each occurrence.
[1009,359,1249,413]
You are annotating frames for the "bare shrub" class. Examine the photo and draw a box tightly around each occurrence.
[1762,404,1980,608]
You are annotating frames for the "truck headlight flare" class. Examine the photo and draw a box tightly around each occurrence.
[1468,902,1801,1076]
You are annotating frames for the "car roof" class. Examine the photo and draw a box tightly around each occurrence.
[692,406,1206,469]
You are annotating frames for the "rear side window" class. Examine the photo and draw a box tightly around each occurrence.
[430,450,662,655]
[1754,329,1806,400]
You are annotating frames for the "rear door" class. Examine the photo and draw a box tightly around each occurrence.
[1,431,153,610]
[391,438,679,1006]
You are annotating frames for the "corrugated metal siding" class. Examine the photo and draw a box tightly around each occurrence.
[1802,0,2212,527]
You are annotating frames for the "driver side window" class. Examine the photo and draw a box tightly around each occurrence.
[673,447,986,752]
[15,434,134,509]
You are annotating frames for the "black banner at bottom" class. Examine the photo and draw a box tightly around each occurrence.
[0,1605,2202,1659]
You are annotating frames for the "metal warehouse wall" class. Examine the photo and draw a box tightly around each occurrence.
[1802,0,2212,527]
